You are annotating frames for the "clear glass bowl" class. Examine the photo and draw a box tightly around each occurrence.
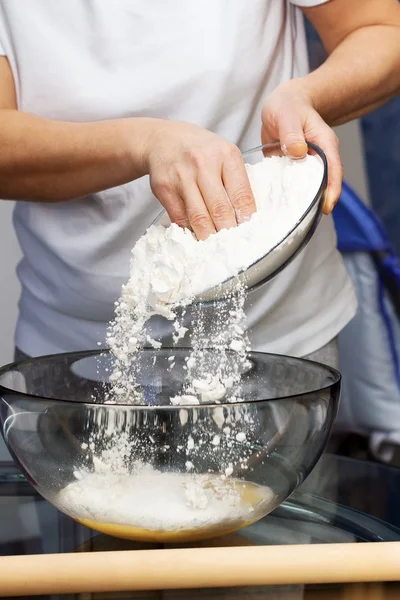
[153,142,328,303]
[0,349,340,543]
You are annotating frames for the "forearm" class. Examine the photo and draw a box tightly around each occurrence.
[0,111,158,201]
[294,24,400,126]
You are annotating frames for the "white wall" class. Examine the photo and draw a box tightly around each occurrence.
[335,120,370,205]
[0,201,21,366]
[0,201,21,459]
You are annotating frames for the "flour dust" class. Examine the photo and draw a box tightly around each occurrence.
[58,154,323,538]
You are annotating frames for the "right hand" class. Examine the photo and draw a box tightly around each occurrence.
[143,120,256,240]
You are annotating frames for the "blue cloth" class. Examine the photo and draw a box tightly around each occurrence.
[332,181,400,390]
[361,98,400,256]
[335,182,391,253]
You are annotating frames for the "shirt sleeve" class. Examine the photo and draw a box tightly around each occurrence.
[0,38,5,56]
[289,0,330,6]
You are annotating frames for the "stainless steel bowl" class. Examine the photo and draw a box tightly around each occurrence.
[152,141,327,303]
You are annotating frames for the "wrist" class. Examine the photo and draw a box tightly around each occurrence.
[119,117,167,178]
[273,78,316,109]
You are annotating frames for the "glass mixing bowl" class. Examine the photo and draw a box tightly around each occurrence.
[0,349,340,543]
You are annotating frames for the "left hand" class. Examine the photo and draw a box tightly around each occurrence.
[261,81,343,214]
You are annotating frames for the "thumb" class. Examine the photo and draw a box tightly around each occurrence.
[278,112,308,159]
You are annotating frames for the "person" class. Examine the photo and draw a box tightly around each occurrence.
[0,0,399,367]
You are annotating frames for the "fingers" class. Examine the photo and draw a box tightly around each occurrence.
[222,147,256,224]
[277,111,308,159]
[150,179,190,229]
[276,106,343,213]
[264,109,342,213]
[318,129,343,214]
[181,180,217,240]
[197,172,237,233]
[194,144,255,231]
[151,144,255,240]
[152,175,217,240]
[262,89,343,214]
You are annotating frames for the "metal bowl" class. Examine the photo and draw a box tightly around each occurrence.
[152,141,327,303]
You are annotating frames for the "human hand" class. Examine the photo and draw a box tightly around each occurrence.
[144,120,256,240]
[261,82,343,214]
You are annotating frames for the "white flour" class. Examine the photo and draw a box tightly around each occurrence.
[59,464,273,533]
[113,154,322,317]
[66,388,273,535]
[107,153,323,403]
[76,154,321,535]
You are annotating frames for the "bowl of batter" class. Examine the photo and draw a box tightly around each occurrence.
[0,348,340,542]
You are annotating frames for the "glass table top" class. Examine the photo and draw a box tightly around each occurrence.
[1,452,400,598]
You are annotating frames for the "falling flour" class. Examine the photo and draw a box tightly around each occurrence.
[107,154,323,405]
[63,155,322,539]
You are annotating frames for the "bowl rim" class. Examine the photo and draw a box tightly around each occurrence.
[0,348,341,409]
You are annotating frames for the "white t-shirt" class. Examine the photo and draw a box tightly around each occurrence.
[0,0,356,358]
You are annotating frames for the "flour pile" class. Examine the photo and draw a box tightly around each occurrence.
[59,462,273,535]
[107,154,323,404]
[60,389,275,537]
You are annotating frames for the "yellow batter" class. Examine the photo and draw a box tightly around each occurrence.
[76,514,258,543]
[60,472,273,543]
